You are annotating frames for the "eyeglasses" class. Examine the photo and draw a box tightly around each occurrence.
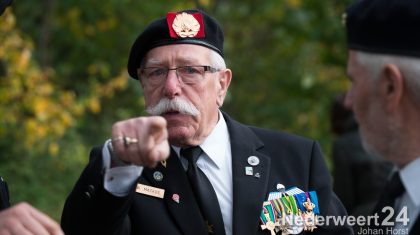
[139,65,220,87]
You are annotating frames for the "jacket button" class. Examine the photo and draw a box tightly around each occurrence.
[84,185,95,199]
[88,185,95,194]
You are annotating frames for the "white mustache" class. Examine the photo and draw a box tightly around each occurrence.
[146,97,199,116]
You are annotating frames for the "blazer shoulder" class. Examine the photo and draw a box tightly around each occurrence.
[88,145,104,161]
[248,125,315,148]
[222,111,318,155]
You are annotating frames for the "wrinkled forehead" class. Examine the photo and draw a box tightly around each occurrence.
[142,44,213,67]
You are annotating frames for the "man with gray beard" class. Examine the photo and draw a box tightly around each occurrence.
[62,9,352,235]
[344,0,420,234]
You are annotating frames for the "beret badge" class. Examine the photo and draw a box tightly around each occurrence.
[172,12,200,38]
[167,12,206,39]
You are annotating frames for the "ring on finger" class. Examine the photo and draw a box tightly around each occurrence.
[113,135,138,148]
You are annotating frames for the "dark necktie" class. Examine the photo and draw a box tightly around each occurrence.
[181,147,226,235]
[372,172,405,228]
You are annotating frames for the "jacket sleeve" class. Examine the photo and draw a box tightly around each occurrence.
[61,146,135,235]
[309,142,354,235]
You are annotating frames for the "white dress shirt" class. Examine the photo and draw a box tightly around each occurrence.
[393,157,420,232]
[101,111,233,235]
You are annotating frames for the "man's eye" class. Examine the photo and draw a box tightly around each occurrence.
[149,68,165,77]
[183,66,200,74]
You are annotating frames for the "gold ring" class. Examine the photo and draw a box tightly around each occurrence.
[113,135,138,147]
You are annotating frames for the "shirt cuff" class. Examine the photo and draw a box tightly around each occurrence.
[102,139,143,197]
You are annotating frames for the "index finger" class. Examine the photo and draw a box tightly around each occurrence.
[147,116,167,142]
[28,206,64,235]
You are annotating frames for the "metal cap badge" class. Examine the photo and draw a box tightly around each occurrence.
[169,12,203,38]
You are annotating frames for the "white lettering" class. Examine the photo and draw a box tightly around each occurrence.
[367,214,380,226]
[347,216,356,226]
[357,226,384,235]
[357,215,366,226]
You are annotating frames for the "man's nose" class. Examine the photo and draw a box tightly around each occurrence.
[163,69,181,99]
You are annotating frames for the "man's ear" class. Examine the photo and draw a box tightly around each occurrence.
[382,64,404,112]
[216,69,232,107]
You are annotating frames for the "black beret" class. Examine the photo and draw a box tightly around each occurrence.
[0,0,12,16]
[127,9,224,79]
[346,0,420,58]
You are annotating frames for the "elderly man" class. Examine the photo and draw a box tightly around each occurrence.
[62,9,351,235]
[344,0,420,234]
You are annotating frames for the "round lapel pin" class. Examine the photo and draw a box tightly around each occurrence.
[247,156,260,166]
[153,171,163,181]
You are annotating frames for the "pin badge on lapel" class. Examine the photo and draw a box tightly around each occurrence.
[153,171,163,181]
[160,160,167,168]
[246,156,261,177]
[247,156,260,166]
[172,194,180,203]
[245,166,253,175]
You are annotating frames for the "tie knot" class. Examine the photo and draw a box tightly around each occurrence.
[386,172,405,200]
[181,146,203,164]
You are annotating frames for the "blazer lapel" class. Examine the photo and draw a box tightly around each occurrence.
[223,113,271,235]
[142,148,208,235]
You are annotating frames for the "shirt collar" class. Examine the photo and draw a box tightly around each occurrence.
[399,157,420,207]
[172,110,229,169]
[199,111,229,169]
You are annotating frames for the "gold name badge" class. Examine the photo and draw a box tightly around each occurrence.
[136,183,165,199]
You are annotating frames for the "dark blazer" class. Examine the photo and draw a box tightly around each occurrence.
[332,130,393,216]
[410,217,420,235]
[62,113,352,235]
[0,177,10,210]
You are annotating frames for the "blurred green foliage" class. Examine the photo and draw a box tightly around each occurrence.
[0,0,351,220]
